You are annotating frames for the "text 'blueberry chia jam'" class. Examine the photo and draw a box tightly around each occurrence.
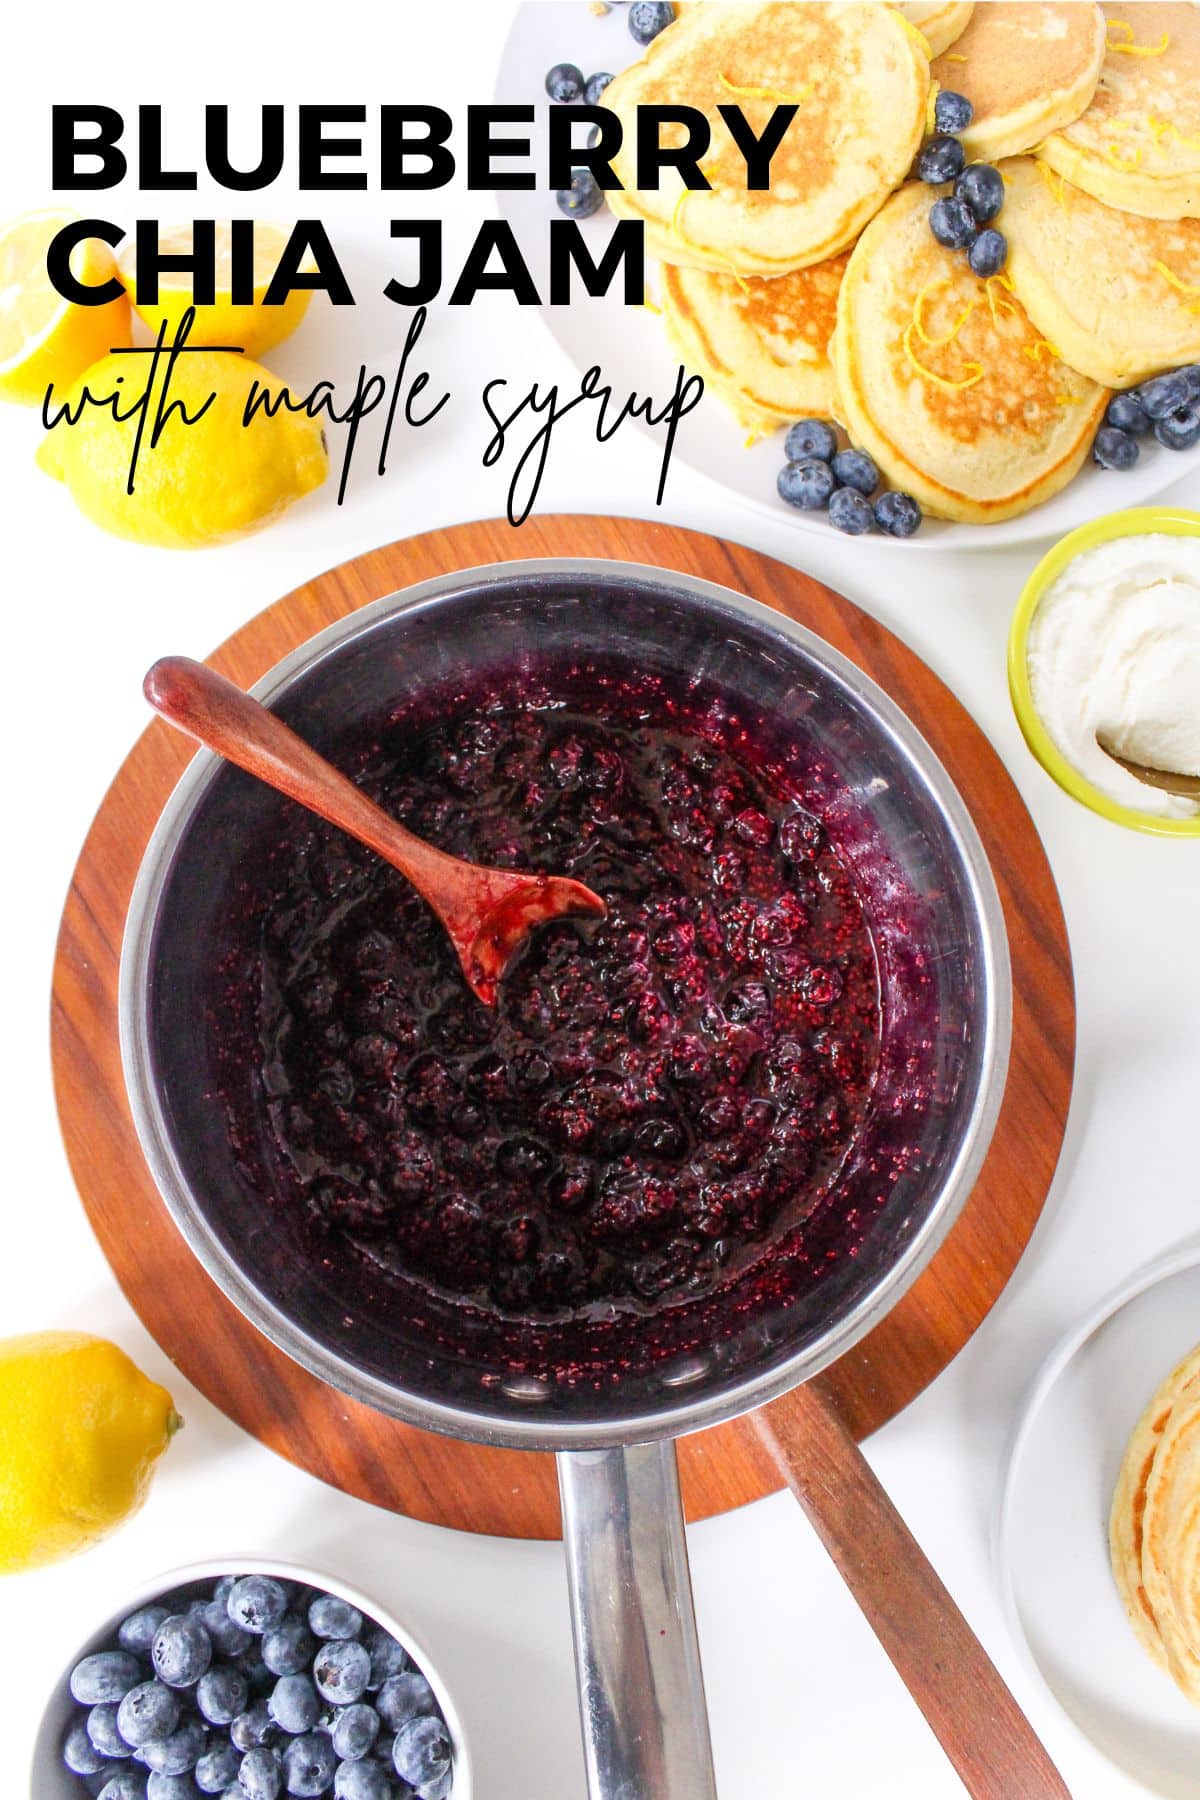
[212,657,883,1329]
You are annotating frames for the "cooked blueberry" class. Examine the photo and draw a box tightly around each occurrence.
[269,1673,322,1734]
[544,62,585,103]
[313,1639,371,1705]
[830,448,878,495]
[827,487,875,535]
[1093,425,1139,470]
[934,89,974,134]
[392,1715,452,1788]
[1106,390,1151,434]
[145,1774,201,1800]
[362,1627,409,1691]
[263,1618,317,1678]
[282,1731,338,1796]
[777,458,836,510]
[117,1680,180,1748]
[96,1776,149,1800]
[1155,405,1200,450]
[929,195,976,249]
[784,418,837,462]
[64,1720,111,1775]
[955,162,1004,224]
[874,490,923,537]
[629,2,675,43]
[584,71,614,104]
[72,1651,145,1706]
[307,1597,363,1641]
[139,1717,206,1775]
[332,1764,391,1800]
[229,1578,290,1637]
[238,1746,283,1799]
[153,1616,212,1689]
[917,135,965,184]
[88,1703,134,1758]
[376,1672,436,1732]
[195,1665,248,1726]
[231,1700,277,1751]
[119,1607,171,1657]
[330,1703,381,1762]
[1137,370,1191,419]
[556,168,603,219]
[966,227,1007,278]
[194,1742,241,1793]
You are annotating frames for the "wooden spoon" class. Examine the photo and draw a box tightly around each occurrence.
[750,1385,1071,1799]
[1095,733,1200,800]
[144,657,606,1006]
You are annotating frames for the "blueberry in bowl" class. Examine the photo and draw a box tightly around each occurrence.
[33,1560,471,1799]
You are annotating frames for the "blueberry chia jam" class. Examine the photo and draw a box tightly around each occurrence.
[212,656,883,1326]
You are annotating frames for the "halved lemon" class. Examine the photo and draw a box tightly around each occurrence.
[117,222,317,358]
[0,211,132,405]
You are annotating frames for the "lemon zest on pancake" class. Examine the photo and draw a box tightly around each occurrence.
[641,296,663,317]
[1022,337,1062,364]
[1151,260,1200,312]
[1035,160,1068,206]
[893,12,933,57]
[1054,392,1084,405]
[942,53,967,63]
[1162,121,1200,152]
[1105,141,1144,170]
[1105,23,1170,56]
[1106,18,1135,41]
[717,72,814,105]
[925,81,940,136]
[912,279,978,348]
[903,322,984,390]
[985,279,1019,328]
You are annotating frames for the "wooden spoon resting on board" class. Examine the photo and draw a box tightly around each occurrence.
[749,1387,1071,1800]
[1096,733,1200,800]
[143,657,606,1006]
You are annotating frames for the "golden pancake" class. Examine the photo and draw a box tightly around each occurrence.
[832,182,1108,523]
[895,1,975,58]
[1141,1381,1200,1702]
[604,2,929,275]
[659,252,849,432]
[1003,156,1200,386]
[1040,4,1200,220]
[929,2,1106,162]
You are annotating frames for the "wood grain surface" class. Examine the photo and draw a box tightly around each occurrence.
[50,515,1075,1539]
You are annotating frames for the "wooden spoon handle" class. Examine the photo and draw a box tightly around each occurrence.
[751,1385,1071,1800]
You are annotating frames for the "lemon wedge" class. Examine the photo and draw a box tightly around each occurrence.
[0,211,132,405]
[118,222,316,357]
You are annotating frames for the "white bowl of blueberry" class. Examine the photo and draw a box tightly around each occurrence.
[34,1560,471,1800]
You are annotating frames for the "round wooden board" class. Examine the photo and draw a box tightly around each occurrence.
[51,516,1075,1540]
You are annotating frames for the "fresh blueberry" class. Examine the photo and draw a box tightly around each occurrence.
[192,1600,252,1659]
[1137,370,1191,419]
[282,1732,338,1796]
[153,1616,212,1689]
[237,1645,274,1696]
[929,195,976,249]
[145,1774,201,1800]
[955,162,1004,224]
[1092,425,1139,470]
[966,227,1007,278]
[828,487,875,535]
[72,1652,145,1705]
[330,1703,381,1762]
[229,1578,290,1637]
[1154,405,1200,450]
[89,1704,135,1758]
[230,1700,277,1752]
[117,1680,180,1748]
[212,1577,238,1608]
[313,1640,371,1706]
[119,1607,171,1657]
[97,1776,149,1800]
[777,458,836,510]
[416,1771,453,1800]
[1105,390,1151,434]
[64,1719,111,1775]
[362,1628,409,1691]
[917,135,966,184]
[556,168,603,218]
[262,1619,316,1679]
[544,62,585,103]
[784,418,837,463]
[237,1746,283,1800]
[874,490,923,537]
[584,71,614,105]
[332,1764,391,1800]
[376,1672,436,1732]
[830,448,878,495]
[268,1673,322,1734]
[195,1665,248,1726]
[139,1717,206,1776]
[307,1597,362,1642]
[391,1715,452,1789]
[1180,365,1200,401]
[934,89,974,134]
[194,1743,241,1794]
[629,1,675,43]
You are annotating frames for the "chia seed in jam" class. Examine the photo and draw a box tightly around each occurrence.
[213,657,883,1325]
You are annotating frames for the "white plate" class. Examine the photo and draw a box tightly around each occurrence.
[495,1,1200,549]
[997,1244,1200,1797]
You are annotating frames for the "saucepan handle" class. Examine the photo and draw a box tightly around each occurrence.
[557,1441,717,1800]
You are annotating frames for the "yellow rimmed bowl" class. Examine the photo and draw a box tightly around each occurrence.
[1008,506,1200,839]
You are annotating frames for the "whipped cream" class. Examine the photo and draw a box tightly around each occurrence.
[1026,533,1200,821]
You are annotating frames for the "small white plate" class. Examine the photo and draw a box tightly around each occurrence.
[495,2,1200,550]
[997,1245,1200,1797]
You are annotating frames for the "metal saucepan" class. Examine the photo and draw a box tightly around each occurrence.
[121,561,1010,1798]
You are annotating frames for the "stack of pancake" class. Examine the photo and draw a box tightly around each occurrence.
[605,1,1200,523]
[1111,1343,1200,1705]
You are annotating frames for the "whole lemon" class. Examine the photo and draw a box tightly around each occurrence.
[0,1332,180,1574]
[36,348,328,547]
[117,222,316,359]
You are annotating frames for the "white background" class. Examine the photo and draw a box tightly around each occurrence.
[1,4,1198,1796]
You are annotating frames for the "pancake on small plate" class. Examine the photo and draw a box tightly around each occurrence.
[1110,1345,1200,1675]
[832,182,1108,523]
[928,2,1105,162]
[895,1,974,58]
[1039,3,1200,220]
[659,252,849,433]
[1003,156,1200,386]
[603,2,928,276]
